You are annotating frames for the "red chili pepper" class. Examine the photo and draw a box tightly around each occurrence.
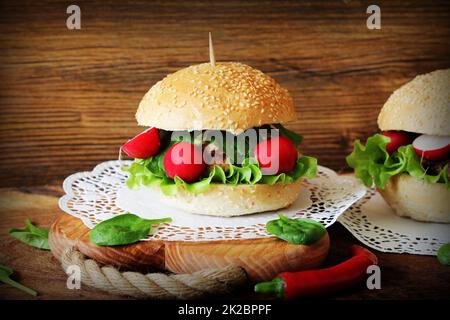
[254,245,378,299]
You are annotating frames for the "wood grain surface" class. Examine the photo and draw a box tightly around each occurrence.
[1,0,449,187]
[1,185,449,300]
[48,214,330,282]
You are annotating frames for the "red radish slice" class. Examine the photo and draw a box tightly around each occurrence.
[122,128,161,159]
[382,131,416,154]
[163,142,206,182]
[254,136,298,175]
[412,134,450,161]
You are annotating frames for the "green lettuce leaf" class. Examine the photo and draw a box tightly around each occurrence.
[124,155,317,195]
[346,133,449,189]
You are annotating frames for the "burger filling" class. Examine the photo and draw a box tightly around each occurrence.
[346,132,450,189]
[122,124,318,195]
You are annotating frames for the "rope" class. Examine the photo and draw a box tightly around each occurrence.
[60,247,248,299]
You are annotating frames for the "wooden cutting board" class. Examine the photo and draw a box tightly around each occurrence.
[49,214,330,282]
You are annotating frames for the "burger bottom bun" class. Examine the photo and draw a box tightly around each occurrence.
[378,174,450,223]
[148,179,303,217]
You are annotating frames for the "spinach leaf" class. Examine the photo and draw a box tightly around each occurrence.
[9,219,50,250]
[437,243,450,266]
[0,264,38,296]
[89,213,172,246]
[266,214,325,245]
[274,124,303,148]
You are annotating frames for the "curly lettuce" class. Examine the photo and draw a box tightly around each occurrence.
[346,134,449,189]
[124,155,317,196]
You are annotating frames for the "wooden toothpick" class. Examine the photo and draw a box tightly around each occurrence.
[209,32,216,67]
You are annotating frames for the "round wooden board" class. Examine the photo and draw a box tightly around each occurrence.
[49,214,330,282]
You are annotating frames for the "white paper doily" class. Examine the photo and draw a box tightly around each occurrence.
[59,160,366,242]
[339,189,450,255]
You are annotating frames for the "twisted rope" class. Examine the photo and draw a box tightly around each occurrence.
[61,247,248,299]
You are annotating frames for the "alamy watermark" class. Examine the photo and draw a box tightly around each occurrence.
[66,265,81,290]
[367,5,381,30]
[66,4,380,31]
[66,5,81,30]
[167,128,282,174]
[367,264,381,290]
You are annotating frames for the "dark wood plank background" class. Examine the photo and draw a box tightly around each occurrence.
[0,0,449,300]
[1,0,449,187]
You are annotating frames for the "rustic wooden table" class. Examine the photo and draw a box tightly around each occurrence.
[0,0,449,300]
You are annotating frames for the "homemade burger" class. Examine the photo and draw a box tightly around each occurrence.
[347,69,450,223]
[121,62,317,216]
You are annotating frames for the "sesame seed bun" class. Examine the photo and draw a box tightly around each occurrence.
[377,69,450,135]
[148,179,303,217]
[136,62,296,134]
[378,174,450,223]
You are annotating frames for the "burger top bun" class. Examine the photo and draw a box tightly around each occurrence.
[377,68,450,136]
[136,62,296,134]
